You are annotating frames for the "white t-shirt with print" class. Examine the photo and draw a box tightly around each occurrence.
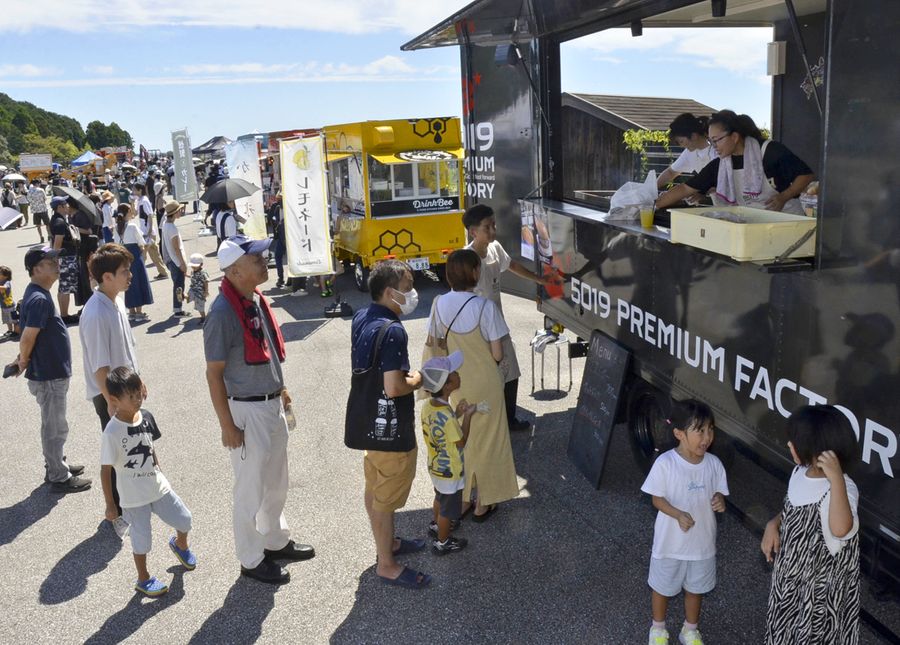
[100,412,170,508]
[465,240,511,311]
[641,448,729,560]
[429,290,508,341]
[787,466,859,555]
[670,145,716,175]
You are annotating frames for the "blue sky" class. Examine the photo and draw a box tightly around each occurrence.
[0,1,772,151]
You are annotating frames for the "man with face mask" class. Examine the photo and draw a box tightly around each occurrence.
[348,260,430,589]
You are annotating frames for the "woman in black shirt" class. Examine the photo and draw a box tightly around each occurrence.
[656,110,814,214]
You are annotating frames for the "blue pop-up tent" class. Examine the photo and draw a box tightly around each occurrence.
[71,150,100,167]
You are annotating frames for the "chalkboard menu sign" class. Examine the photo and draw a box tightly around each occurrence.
[567,331,631,488]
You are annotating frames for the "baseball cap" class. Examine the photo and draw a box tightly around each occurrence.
[217,234,273,270]
[24,245,62,273]
[189,253,204,267]
[50,195,69,209]
[421,351,464,393]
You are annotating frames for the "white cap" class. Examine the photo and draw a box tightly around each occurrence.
[421,351,464,393]
[189,253,204,267]
[217,234,273,270]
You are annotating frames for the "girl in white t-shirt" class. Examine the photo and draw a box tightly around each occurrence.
[641,399,728,645]
[657,113,716,192]
[761,405,860,645]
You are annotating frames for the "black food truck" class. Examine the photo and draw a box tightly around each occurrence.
[405,0,899,637]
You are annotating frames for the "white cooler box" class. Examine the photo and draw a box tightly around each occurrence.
[669,206,817,262]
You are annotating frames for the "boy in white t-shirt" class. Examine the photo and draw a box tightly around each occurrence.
[100,366,196,597]
[462,204,551,432]
[640,399,728,645]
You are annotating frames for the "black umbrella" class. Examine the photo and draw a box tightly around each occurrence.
[200,178,259,204]
[52,185,101,226]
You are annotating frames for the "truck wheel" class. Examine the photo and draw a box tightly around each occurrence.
[626,380,672,472]
[354,263,370,292]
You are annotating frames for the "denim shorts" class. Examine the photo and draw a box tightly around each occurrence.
[648,556,716,596]
[122,490,192,555]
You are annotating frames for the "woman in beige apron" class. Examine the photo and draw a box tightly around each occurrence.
[656,110,814,214]
[423,250,519,514]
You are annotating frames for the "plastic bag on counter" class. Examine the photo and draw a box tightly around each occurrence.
[608,171,658,218]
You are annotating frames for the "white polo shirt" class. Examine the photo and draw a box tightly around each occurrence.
[79,290,139,400]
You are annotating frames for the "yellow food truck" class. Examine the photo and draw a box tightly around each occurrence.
[322,117,466,290]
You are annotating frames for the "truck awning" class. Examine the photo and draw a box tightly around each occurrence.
[403,0,827,49]
[369,149,464,165]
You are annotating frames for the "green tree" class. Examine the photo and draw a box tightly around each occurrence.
[21,133,80,162]
[106,122,133,148]
[0,135,13,165]
[12,109,38,136]
[85,120,109,149]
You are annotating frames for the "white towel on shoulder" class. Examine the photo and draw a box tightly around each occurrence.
[716,136,766,204]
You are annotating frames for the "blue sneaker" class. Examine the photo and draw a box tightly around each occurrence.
[135,577,168,597]
[168,536,197,570]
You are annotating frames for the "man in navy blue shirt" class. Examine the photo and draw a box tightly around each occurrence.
[16,246,91,492]
[349,260,432,589]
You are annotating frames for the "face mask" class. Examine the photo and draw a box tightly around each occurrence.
[392,287,419,316]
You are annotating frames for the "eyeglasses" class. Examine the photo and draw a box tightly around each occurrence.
[708,133,731,146]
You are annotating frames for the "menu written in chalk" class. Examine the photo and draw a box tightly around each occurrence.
[567,330,630,489]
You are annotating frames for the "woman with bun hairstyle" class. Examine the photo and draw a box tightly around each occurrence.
[656,113,716,191]
[655,110,814,214]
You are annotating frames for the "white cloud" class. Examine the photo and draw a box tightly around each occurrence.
[0,63,59,77]
[0,56,455,89]
[83,65,115,75]
[569,27,771,79]
[0,0,470,35]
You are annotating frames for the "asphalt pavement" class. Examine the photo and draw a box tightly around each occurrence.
[0,216,890,644]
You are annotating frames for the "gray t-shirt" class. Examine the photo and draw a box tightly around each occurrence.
[203,292,284,397]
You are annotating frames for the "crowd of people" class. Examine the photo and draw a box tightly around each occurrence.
[3,186,864,642]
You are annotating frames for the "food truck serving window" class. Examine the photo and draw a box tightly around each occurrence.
[368,155,460,217]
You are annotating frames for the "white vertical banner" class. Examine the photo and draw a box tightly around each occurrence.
[280,136,333,277]
[224,137,266,240]
[171,128,199,202]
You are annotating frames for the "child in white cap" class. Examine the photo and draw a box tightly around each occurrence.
[420,350,478,555]
[186,253,209,323]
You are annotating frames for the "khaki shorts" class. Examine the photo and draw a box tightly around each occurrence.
[364,447,417,513]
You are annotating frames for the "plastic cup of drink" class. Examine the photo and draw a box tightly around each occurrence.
[640,207,654,229]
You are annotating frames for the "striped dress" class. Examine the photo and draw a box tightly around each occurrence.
[765,475,860,644]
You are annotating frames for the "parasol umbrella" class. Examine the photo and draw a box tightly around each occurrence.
[121,163,138,171]
[52,185,101,226]
[0,206,23,230]
[0,165,7,171]
[3,173,27,182]
[200,178,260,204]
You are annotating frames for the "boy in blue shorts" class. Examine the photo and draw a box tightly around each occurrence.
[420,351,477,555]
[100,366,196,596]
[641,399,728,645]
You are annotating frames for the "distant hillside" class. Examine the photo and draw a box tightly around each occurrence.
[0,93,132,165]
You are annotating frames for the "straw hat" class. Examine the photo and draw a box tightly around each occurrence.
[164,201,185,217]
[100,190,116,203]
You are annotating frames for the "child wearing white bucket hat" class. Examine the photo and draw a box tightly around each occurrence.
[186,253,209,323]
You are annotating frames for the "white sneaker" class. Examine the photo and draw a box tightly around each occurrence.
[678,627,704,645]
[649,627,669,645]
[112,516,130,539]
[290,289,308,297]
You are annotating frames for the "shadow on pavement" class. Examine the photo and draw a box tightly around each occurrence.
[83,567,186,645]
[188,576,280,644]
[145,317,181,335]
[0,484,59,546]
[39,521,123,605]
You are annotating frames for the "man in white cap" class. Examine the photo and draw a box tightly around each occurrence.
[203,235,313,584]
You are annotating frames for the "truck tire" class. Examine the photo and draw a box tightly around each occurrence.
[626,380,673,473]
[354,263,370,292]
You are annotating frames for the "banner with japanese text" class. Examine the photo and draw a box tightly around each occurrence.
[170,129,199,203]
[224,137,267,240]
[280,136,333,277]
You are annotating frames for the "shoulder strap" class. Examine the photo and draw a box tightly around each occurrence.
[445,295,478,335]
[369,320,397,370]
